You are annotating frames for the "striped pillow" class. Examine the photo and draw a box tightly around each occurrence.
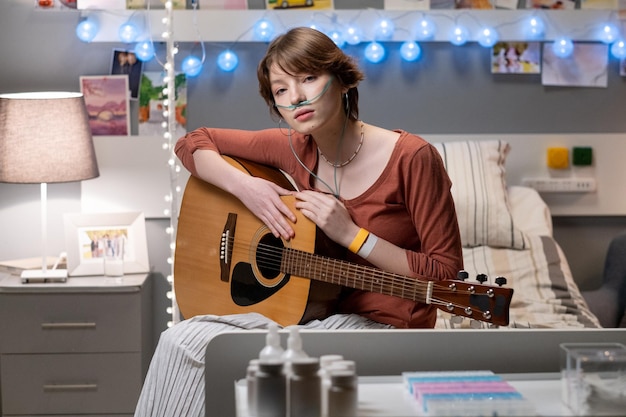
[433,140,528,250]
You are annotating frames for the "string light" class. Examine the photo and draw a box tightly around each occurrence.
[76,16,99,42]
[552,36,574,58]
[254,19,275,42]
[599,23,620,44]
[374,18,395,40]
[449,24,469,46]
[364,41,385,63]
[610,38,626,59]
[119,20,140,43]
[476,27,499,48]
[524,16,545,40]
[182,55,203,77]
[414,15,436,41]
[400,41,421,62]
[134,40,155,61]
[217,50,239,72]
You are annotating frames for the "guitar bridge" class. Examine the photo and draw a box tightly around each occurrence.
[220,213,237,282]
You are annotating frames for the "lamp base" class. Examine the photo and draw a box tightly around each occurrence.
[21,268,68,284]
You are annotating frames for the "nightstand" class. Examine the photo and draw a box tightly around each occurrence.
[0,273,152,416]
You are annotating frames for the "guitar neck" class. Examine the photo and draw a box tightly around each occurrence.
[281,247,432,303]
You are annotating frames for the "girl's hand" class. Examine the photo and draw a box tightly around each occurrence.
[235,176,296,240]
[294,190,360,248]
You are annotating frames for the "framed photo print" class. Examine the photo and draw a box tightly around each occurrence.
[64,211,150,276]
[79,75,131,136]
[110,48,143,99]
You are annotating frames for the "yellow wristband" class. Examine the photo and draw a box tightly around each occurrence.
[348,228,370,254]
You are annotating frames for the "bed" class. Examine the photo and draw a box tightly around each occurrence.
[134,139,621,417]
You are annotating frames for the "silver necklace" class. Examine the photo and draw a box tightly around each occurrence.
[318,121,364,168]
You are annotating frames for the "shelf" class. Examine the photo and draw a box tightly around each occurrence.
[82,9,618,43]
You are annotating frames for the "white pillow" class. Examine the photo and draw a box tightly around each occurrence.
[433,140,528,249]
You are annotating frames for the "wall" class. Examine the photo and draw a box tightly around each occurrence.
[1,0,625,337]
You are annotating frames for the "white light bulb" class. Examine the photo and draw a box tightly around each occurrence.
[449,25,468,46]
[118,22,140,43]
[345,25,362,45]
[552,37,574,58]
[364,42,386,63]
[599,23,620,44]
[375,18,395,40]
[611,39,626,59]
[414,17,436,41]
[76,17,99,42]
[524,16,545,39]
[477,27,498,48]
[254,19,275,42]
[217,50,239,72]
[400,41,421,62]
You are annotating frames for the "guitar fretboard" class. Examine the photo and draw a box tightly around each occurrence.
[281,247,431,303]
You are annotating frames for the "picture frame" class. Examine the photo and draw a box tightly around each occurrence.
[63,211,150,276]
[79,74,131,136]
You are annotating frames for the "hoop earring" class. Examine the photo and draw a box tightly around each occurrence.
[344,93,349,113]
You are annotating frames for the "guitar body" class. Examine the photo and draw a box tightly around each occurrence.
[174,157,319,325]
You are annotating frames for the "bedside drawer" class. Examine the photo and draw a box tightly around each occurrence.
[0,291,141,353]
[1,352,141,415]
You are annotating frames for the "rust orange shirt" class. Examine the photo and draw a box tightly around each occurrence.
[175,127,463,328]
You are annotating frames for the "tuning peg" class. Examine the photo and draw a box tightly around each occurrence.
[476,273,488,283]
[495,276,507,286]
[457,270,469,281]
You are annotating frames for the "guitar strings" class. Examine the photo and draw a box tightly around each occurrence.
[222,235,498,321]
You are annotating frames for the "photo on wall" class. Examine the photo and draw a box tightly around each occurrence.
[110,49,143,99]
[138,71,187,138]
[80,75,131,136]
[542,43,609,88]
[492,42,541,74]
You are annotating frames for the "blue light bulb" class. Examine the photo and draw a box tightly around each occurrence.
[134,41,155,62]
[449,25,468,46]
[344,26,362,46]
[375,18,395,40]
[182,55,203,77]
[477,27,498,48]
[364,42,385,64]
[118,22,140,43]
[329,30,345,48]
[524,16,545,40]
[217,50,239,72]
[610,39,626,59]
[76,17,99,42]
[551,37,574,58]
[414,17,436,41]
[400,41,421,62]
[599,23,620,44]
[254,19,275,42]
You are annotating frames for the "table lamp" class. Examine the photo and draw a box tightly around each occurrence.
[0,91,99,282]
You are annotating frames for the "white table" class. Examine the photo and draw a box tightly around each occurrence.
[236,372,574,416]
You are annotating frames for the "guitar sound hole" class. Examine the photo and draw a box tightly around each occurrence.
[256,234,284,279]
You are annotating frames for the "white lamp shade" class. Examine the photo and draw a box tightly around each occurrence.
[0,92,99,184]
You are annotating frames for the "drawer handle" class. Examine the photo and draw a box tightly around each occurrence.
[43,383,98,392]
[41,322,97,330]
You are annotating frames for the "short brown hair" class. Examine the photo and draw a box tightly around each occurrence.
[257,27,364,120]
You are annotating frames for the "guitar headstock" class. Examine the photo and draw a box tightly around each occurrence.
[429,272,513,327]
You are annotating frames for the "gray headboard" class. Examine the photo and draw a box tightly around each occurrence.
[204,328,626,416]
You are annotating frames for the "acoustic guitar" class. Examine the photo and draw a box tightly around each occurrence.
[174,156,513,327]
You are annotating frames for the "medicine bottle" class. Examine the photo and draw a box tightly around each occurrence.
[255,359,287,417]
[288,357,321,417]
[246,359,259,417]
[327,370,357,417]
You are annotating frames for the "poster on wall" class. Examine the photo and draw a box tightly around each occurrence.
[541,43,609,88]
[383,0,429,9]
[80,75,131,136]
[127,0,186,8]
[77,0,126,8]
[492,42,541,74]
[197,0,249,8]
[138,71,187,138]
[110,49,143,99]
